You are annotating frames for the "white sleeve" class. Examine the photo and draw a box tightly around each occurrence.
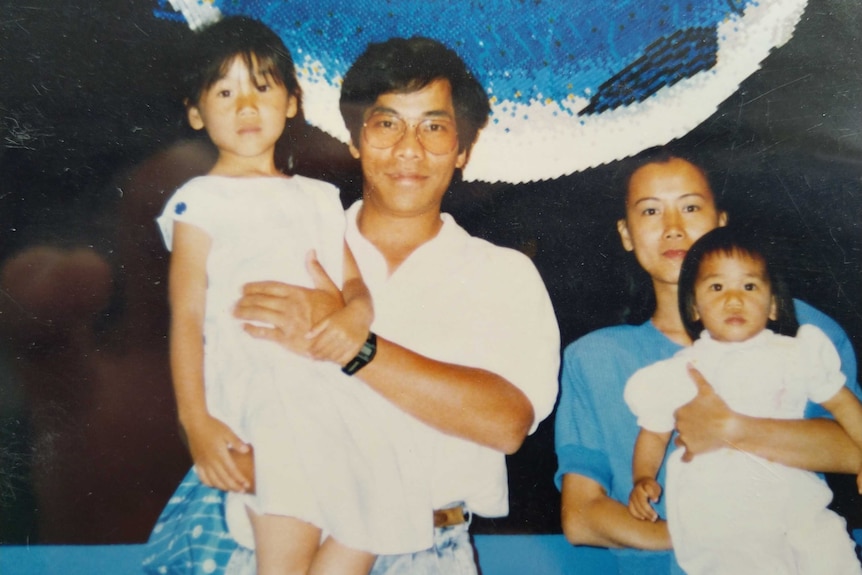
[797,324,847,404]
[624,357,695,433]
[155,179,219,250]
[477,250,560,433]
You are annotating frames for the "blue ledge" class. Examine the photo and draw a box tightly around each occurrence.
[1,535,613,575]
[2,531,859,574]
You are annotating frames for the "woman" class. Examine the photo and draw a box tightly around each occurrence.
[554,147,862,574]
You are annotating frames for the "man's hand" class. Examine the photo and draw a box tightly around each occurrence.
[674,364,740,462]
[234,252,344,355]
[306,302,372,365]
[304,251,372,365]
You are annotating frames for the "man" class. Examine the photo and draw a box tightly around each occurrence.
[235,37,560,573]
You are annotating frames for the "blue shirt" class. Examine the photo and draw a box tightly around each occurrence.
[554,299,860,575]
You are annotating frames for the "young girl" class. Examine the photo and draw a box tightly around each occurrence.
[624,226,862,575]
[146,16,430,575]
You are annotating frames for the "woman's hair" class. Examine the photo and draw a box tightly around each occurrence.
[339,36,490,154]
[181,16,301,109]
[612,145,722,220]
[678,226,799,341]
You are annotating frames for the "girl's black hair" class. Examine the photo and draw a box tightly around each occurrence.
[678,226,799,341]
[181,16,301,107]
[180,16,303,173]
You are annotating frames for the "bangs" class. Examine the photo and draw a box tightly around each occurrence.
[205,52,286,91]
[705,246,769,279]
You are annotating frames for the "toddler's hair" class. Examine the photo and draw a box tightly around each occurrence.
[181,16,301,109]
[678,227,798,341]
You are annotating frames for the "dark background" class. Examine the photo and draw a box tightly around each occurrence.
[0,0,859,543]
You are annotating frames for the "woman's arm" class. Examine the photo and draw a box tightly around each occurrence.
[561,473,672,550]
[674,365,862,473]
[169,222,250,492]
[821,387,862,487]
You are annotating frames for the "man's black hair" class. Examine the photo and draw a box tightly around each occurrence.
[340,37,490,154]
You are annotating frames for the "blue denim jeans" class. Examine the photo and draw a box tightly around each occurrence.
[224,505,477,575]
[371,518,477,575]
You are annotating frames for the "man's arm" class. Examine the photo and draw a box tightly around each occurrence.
[674,365,862,473]
[560,473,672,550]
[354,336,534,454]
[234,256,535,454]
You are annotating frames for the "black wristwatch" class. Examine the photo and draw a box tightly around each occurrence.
[342,332,377,375]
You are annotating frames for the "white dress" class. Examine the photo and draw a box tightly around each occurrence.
[625,326,861,575]
[157,175,431,555]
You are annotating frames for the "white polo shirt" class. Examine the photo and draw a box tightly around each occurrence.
[344,201,560,517]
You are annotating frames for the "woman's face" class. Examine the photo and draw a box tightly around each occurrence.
[617,158,727,287]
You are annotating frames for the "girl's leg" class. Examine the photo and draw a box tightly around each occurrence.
[308,536,376,575]
[248,508,321,575]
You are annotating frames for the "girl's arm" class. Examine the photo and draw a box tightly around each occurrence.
[561,473,672,550]
[169,221,250,492]
[305,245,374,366]
[820,387,862,490]
[629,429,671,522]
[675,365,862,473]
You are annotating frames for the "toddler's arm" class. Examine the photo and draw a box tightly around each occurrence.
[170,221,250,492]
[305,245,374,366]
[820,387,862,492]
[629,428,671,522]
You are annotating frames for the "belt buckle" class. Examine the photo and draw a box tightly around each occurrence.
[433,503,469,528]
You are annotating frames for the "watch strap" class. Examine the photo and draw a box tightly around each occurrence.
[342,332,377,375]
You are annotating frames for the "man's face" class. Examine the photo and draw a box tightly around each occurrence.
[349,79,468,220]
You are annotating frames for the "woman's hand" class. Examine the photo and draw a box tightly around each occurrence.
[628,478,662,522]
[183,413,251,493]
[674,364,741,461]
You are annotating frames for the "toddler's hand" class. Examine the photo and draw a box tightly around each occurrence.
[628,478,663,522]
[184,414,251,493]
[857,470,862,495]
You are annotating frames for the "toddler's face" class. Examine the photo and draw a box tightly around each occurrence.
[692,251,777,343]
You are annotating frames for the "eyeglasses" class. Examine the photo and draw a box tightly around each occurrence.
[362,112,458,155]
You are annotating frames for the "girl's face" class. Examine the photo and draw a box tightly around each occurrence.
[691,251,777,343]
[187,55,297,174]
[617,158,727,287]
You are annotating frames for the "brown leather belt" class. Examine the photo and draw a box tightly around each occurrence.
[433,504,468,528]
